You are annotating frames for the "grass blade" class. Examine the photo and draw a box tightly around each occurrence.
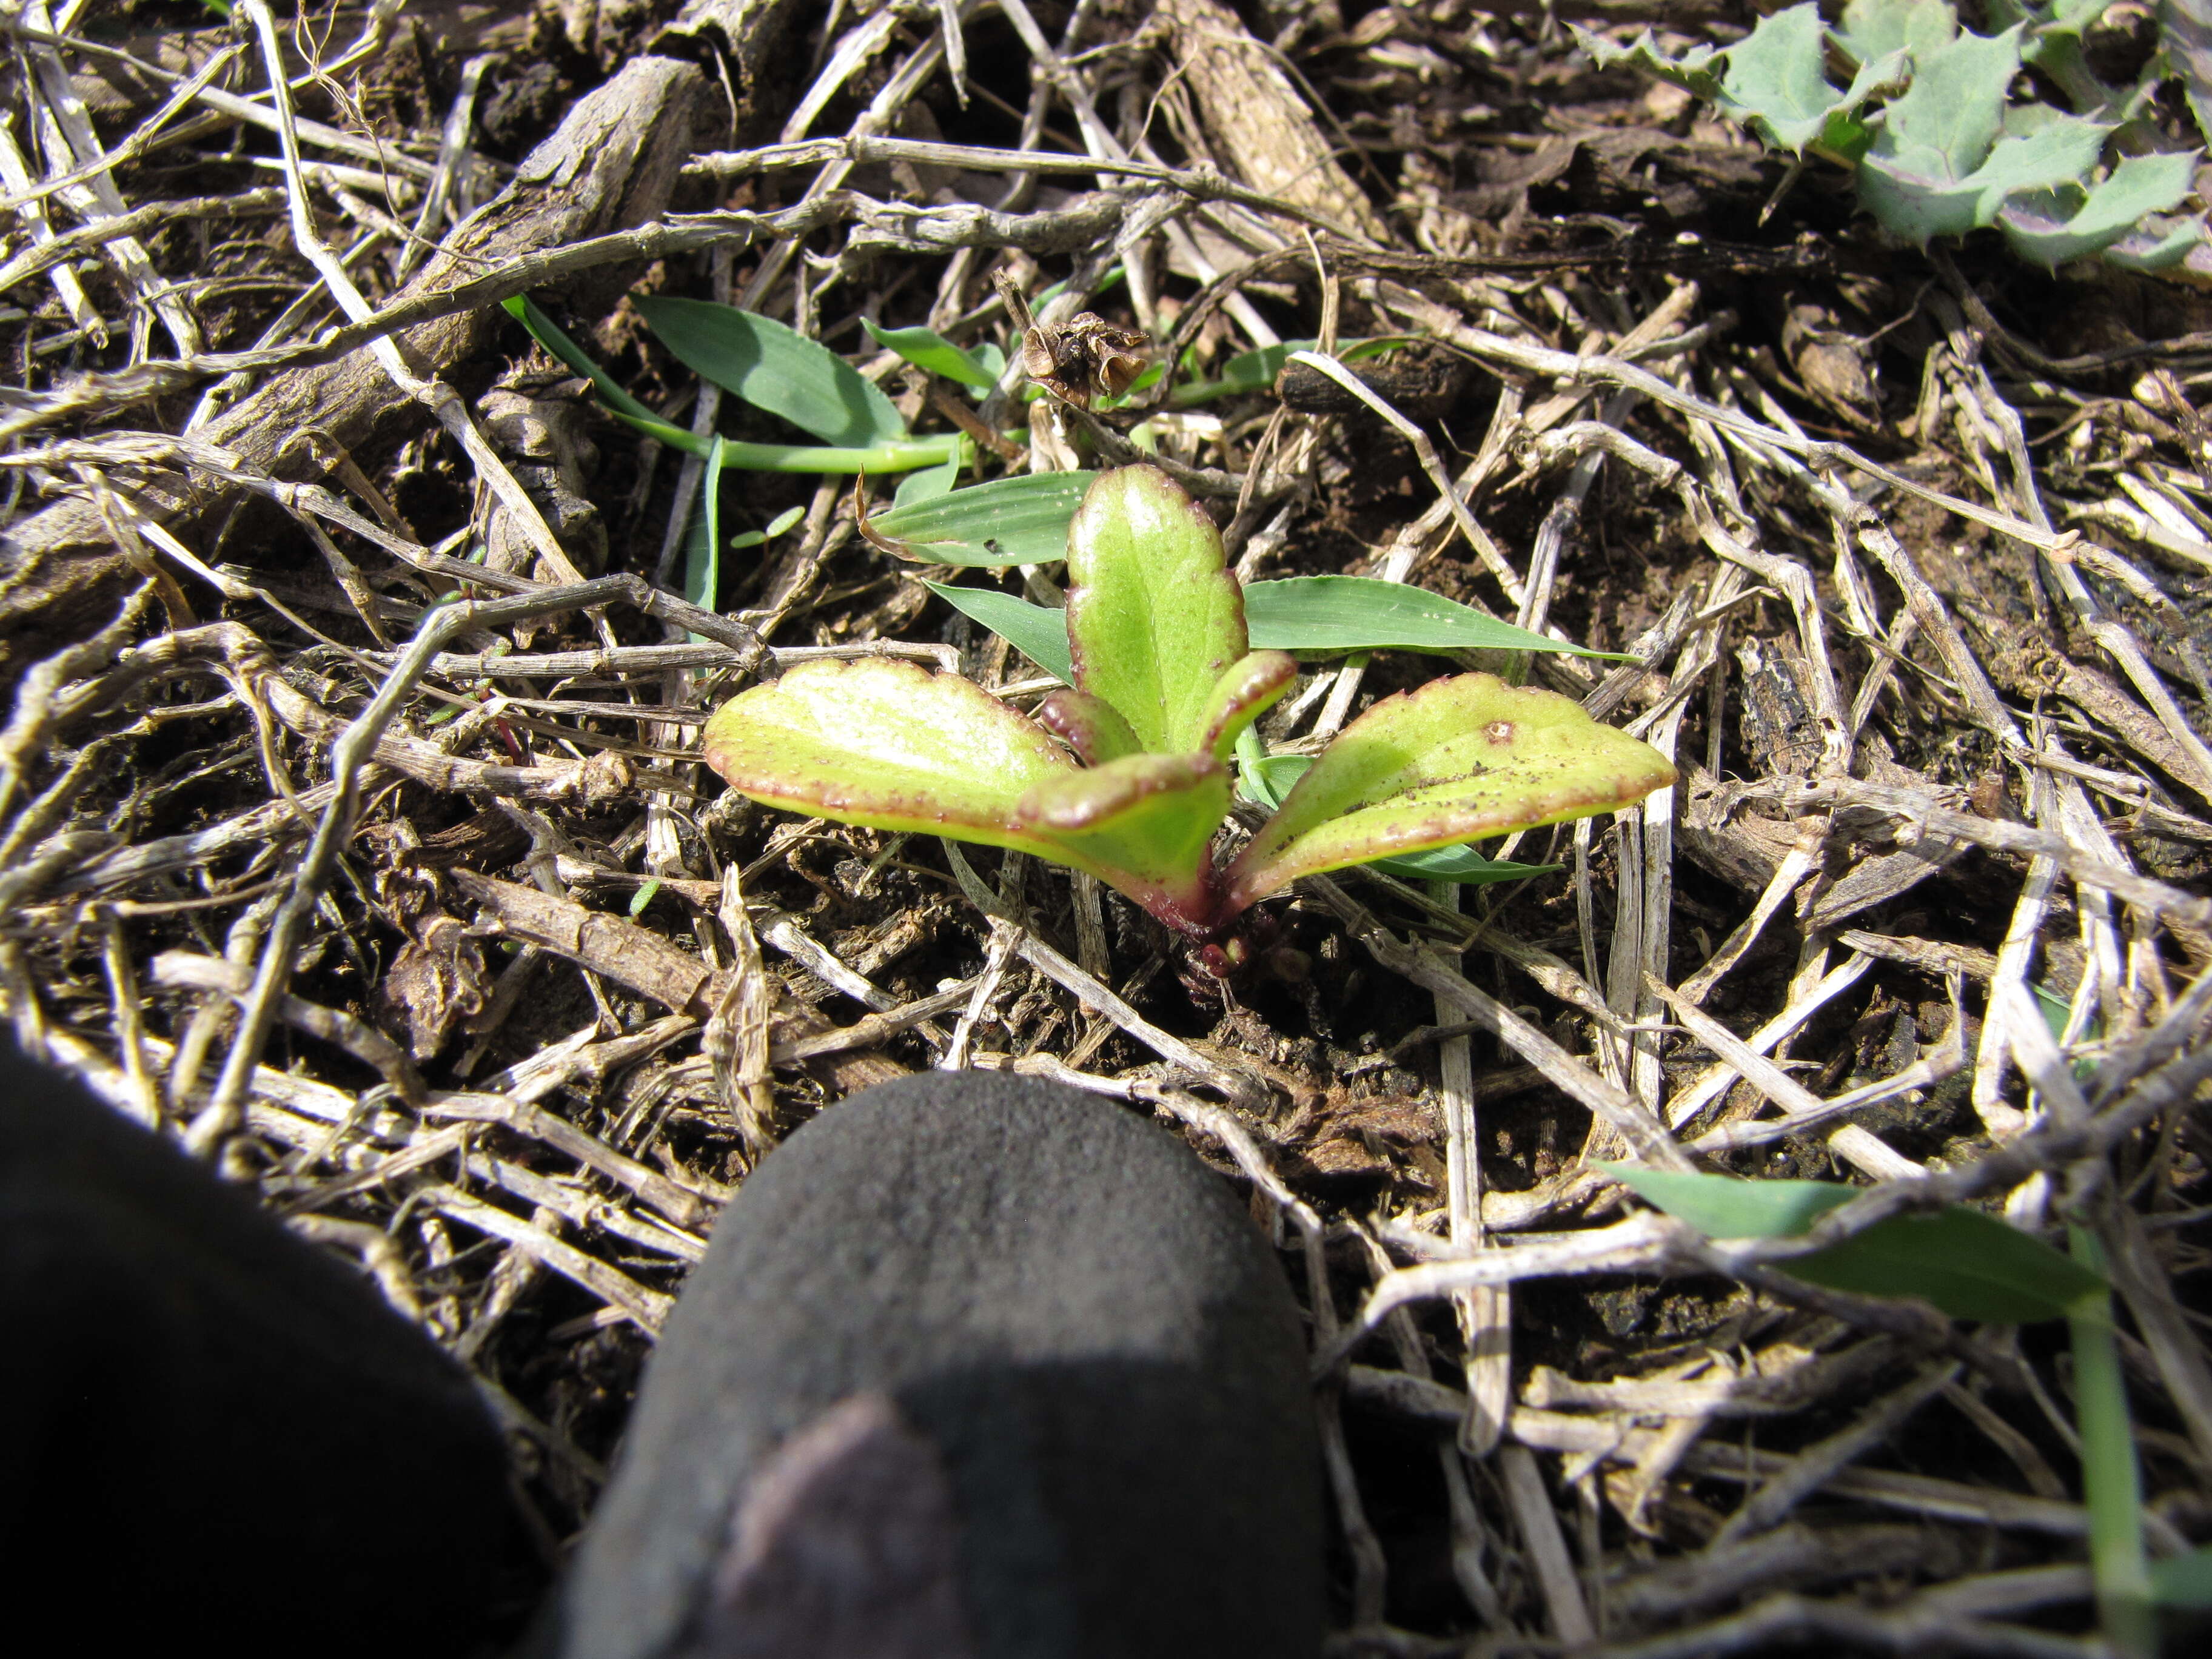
[503,295,703,452]
[1605,1165,1858,1238]
[873,473,1094,565]
[925,583,1074,683]
[1245,577,1637,659]
[1612,1165,2107,1323]
[2068,1225,2157,1656]
[862,317,999,389]
[640,297,908,448]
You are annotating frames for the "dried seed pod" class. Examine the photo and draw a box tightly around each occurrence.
[997,272,1151,407]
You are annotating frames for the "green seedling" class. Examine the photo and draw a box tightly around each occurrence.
[1578,1,2205,273]
[702,466,1675,954]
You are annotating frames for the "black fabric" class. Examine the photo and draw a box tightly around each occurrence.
[552,1071,1324,1659]
[0,1033,540,1655]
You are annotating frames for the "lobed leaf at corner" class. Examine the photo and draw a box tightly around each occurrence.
[701,659,1075,849]
[1223,674,1677,913]
[1576,6,1903,160]
[1999,150,2204,269]
[1065,465,1247,754]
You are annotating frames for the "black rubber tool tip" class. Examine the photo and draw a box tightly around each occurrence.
[552,1070,1324,1659]
[0,1033,541,1655]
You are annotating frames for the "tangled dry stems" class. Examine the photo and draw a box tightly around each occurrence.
[2,1,2210,1651]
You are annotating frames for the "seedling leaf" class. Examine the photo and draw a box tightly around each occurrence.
[1718,3,1901,156]
[1065,465,1246,754]
[638,297,908,449]
[1834,0,1957,65]
[1196,651,1298,760]
[1035,689,1141,766]
[701,659,1074,846]
[1236,750,1557,883]
[1245,577,1638,659]
[871,473,1096,566]
[1014,753,1228,922]
[1574,25,1727,104]
[1224,674,1677,910]
[2000,150,2202,267]
[1862,110,2109,241]
[1872,22,2020,179]
[861,317,999,388]
[2102,214,2210,272]
[1578,7,1899,159]
[1583,3,2210,275]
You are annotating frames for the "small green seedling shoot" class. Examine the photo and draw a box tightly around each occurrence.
[703,466,1675,958]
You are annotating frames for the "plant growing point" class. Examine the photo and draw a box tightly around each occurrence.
[702,467,1677,946]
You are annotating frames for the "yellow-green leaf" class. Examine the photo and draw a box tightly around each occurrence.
[1224,673,1676,911]
[702,659,1073,847]
[1014,753,1228,928]
[1065,466,1246,754]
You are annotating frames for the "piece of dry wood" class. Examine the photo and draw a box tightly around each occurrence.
[449,869,905,1096]
[0,52,711,675]
[1155,0,1391,244]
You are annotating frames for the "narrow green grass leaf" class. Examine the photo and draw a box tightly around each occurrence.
[639,297,908,448]
[1244,577,1638,659]
[925,583,1074,683]
[2150,1546,2212,1609]
[862,317,999,388]
[1606,1165,1858,1238]
[1376,843,1556,883]
[1785,1207,2106,1322]
[714,435,962,474]
[1612,1165,2106,1323]
[872,473,1094,566]
[894,446,962,508]
[686,437,724,626]
[503,295,703,451]
[925,575,1641,694]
